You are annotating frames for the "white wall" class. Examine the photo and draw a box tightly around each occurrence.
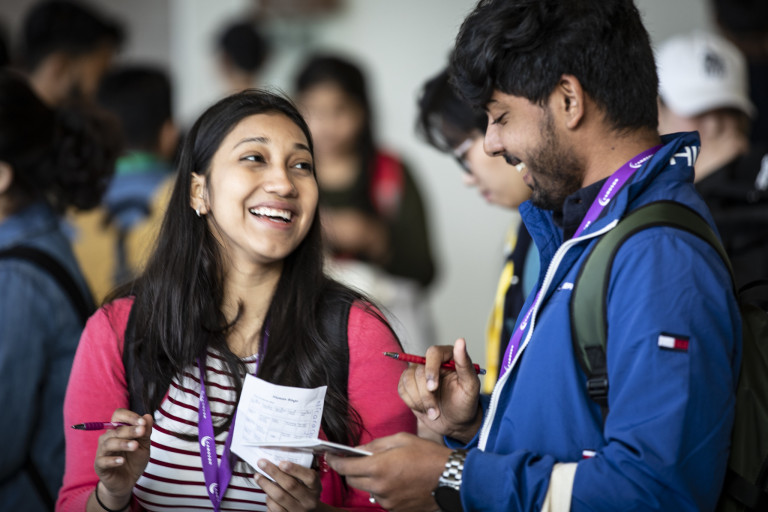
[0,0,716,365]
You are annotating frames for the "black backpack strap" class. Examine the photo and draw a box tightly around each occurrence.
[0,246,97,511]
[722,468,768,511]
[320,294,353,397]
[571,201,731,419]
[0,246,95,324]
[122,300,145,416]
[21,459,54,510]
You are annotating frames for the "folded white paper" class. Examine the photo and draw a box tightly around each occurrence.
[230,374,366,480]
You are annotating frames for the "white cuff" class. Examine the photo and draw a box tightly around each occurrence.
[541,462,578,511]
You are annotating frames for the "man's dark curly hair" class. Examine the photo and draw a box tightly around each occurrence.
[450,0,659,134]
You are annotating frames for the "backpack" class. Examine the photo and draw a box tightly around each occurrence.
[0,246,95,511]
[571,200,768,512]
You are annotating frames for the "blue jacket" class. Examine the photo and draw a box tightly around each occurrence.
[0,201,92,511]
[453,132,742,511]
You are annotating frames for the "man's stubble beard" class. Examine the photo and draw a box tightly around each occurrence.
[527,110,585,211]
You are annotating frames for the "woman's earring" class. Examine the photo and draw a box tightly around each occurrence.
[195,208,201,217]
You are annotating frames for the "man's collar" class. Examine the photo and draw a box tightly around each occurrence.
[552,177,609,240]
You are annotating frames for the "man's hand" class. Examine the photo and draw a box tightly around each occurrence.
[398,339,482,443]
[326,433,452,512]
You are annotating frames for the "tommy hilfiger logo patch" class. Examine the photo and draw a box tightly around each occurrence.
[658,333,690,351]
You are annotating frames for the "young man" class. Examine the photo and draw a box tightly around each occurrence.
[657,31,768,289]
[327,1,741,511]
[416,68,538,392]
[20,0,124,106]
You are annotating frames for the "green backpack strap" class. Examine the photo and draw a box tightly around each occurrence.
[571,200,732,416]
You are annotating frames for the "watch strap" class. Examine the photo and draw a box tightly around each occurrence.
[438,449,467,490]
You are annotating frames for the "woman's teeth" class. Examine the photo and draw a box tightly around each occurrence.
[249,206,292,222]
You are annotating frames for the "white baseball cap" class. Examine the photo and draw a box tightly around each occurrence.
[656,31,756,118]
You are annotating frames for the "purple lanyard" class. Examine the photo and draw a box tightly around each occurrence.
[198,327,268,512]
[498,145,661,379]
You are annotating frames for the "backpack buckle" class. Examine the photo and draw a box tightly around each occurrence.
[586,375,609,406]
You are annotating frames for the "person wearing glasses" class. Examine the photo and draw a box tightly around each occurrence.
[294,54,438,354]
[416,68,538,392]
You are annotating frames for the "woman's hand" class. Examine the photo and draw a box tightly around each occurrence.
[93,409,154,508]
[255,459,323,512]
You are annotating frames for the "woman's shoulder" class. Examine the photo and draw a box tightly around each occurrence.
[90,296,135,338]
[347,299,399,353]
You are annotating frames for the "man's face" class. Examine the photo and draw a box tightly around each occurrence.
[484,90,585,210]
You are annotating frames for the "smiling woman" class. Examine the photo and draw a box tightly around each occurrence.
[57,89,416,512]
[191,112,319,270]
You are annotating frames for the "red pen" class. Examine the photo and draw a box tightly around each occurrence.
[383,352,486,375]
[71,422,130,430]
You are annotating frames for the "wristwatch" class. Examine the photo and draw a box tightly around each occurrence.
[432,449,467,512]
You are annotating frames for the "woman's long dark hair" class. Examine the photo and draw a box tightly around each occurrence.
[115,89,377,446]
[294,54,376,202]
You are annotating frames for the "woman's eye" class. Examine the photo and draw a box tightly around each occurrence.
[242,154,265,163]
[492,113,508,125]
[293,161,314,172]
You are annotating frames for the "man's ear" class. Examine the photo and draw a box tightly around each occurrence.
[552,74,585,130]
[0,162,14,195]
[189,172,208,215]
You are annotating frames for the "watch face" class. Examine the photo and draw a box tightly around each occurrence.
[433,485,463,512]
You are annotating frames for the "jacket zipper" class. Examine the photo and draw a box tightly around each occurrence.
[478,219,619,450]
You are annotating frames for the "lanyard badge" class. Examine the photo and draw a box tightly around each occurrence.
[197,325,269,511]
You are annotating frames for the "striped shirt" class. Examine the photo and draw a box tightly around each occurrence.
[134,351,265,511]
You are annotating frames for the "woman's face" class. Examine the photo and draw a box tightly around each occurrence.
[298,82,365,157]
[190,112,319,269]
[457,134,532,209]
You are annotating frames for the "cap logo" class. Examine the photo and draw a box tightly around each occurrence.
[704,51,725,78]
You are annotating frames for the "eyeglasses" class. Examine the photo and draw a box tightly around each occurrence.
[452,138,474,175]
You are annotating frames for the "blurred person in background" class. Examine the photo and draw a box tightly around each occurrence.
[416,67,538,393]
[712,0,768,146]
[19,0,124,106]
[657,31,768,288]
[0,69,119,512]
[294,54,437,354]
[69,65,179,302]
[216,20,271,94]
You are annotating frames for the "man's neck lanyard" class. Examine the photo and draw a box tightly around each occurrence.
[198,326,269,512]
[499,145,661,379]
